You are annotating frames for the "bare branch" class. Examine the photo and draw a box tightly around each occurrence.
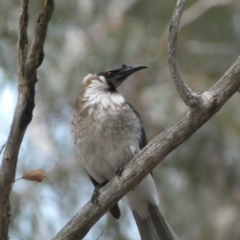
[168,0,201,108]
[0,1,54,239]
[26,0,54,72]
[17,0,28,85]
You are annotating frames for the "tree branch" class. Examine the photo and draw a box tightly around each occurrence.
[17,0,28,85]
[0,1,54,239]
[53,1,240,239]
[168,0,201,109]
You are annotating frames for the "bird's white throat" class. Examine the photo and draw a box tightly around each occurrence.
[82,75,125,110]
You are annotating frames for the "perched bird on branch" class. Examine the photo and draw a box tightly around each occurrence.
[72,64,179,240]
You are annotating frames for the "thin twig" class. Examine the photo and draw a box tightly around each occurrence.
[168,0,201,109]
[26,0,54,71]
[17,0,29,87]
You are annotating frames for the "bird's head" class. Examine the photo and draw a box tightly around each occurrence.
[97,64,148,90]
[79,64,148,109]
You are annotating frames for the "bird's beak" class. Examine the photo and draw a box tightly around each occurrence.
[106,64,148,88]
[117,65,148,80]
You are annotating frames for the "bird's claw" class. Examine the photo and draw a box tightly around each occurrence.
[116,165,125,179]
[91,187,101,206]
[91,180,108,206]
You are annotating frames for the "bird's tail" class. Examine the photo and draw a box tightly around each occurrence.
[133,203,179,240]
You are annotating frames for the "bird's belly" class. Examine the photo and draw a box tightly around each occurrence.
[76,117,138,183]
[83,153,116,183]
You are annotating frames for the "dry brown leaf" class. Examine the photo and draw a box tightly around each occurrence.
[22,169,47,182]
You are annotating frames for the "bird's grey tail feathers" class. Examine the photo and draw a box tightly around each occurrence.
[133,203,180,240]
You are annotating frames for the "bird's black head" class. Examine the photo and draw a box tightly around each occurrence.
[97,64,148,90]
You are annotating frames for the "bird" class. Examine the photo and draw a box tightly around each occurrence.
[72,64,179,240]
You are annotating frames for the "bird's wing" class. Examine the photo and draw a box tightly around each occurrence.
[127,102,147,149]
[126,103,180,240]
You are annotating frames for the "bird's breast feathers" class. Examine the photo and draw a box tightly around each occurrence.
[81,74,125,110]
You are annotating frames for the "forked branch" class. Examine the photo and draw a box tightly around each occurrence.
[0,1,54,239]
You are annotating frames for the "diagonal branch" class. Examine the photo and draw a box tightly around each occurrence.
[0,1,54,239]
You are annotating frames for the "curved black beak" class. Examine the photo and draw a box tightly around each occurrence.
[98,64,148,89]
[116,64,148,81]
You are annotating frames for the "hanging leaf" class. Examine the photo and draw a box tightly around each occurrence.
[21,169,47,182]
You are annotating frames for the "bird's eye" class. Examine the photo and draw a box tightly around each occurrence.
[107,71,114,77]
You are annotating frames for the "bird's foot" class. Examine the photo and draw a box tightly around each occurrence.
[91,187,101,206]
[116,165,125,179]
[91,181,108,206]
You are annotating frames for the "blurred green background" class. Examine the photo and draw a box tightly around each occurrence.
[1,0,240,239]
